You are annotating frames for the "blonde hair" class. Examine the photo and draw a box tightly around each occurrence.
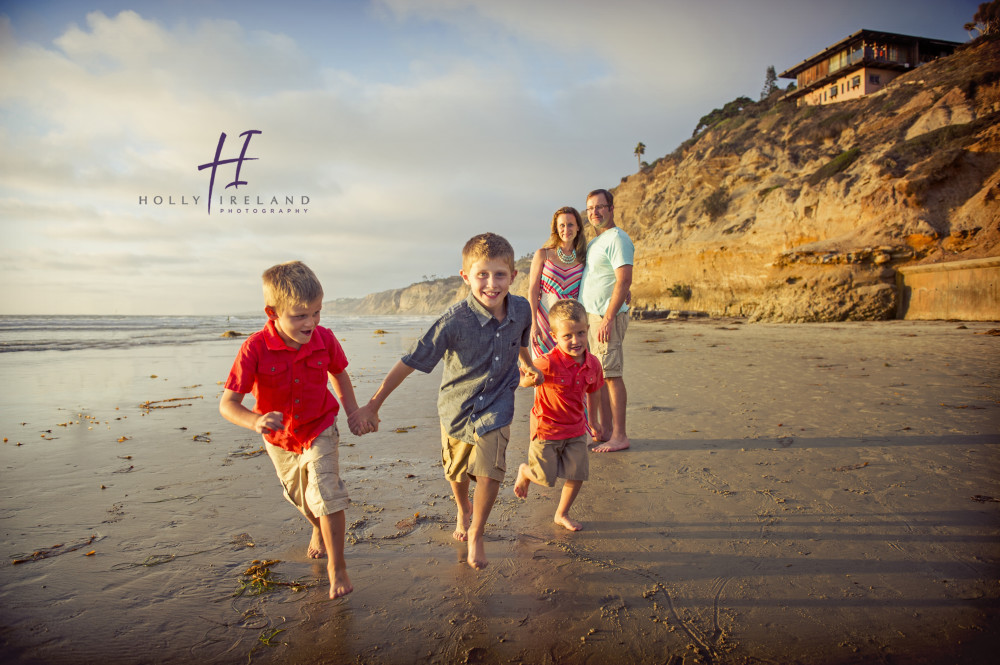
[462,232,515,272]
[262,261,323,313]
[547,298,587,327]
[542,206,587,263]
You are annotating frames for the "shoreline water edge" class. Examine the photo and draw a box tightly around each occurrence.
[0,315,998,664]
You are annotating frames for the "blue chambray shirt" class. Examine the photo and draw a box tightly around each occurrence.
[402,292,531,444]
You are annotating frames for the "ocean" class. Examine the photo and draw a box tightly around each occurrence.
[0,313,436,427]
[0,314,435,354]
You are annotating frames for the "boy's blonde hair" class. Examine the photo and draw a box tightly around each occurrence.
[548,298,587,327]
[262,261,324,313]
[543,206,587,263]
[462,232,516,272]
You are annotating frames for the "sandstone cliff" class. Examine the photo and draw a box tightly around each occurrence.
[330,39,1000,321]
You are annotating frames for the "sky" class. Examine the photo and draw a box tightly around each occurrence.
[0,0,980,315]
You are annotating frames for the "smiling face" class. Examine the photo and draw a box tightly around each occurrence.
[550,315,589,361]
[460,257,516,318]
[267,295,323,349]
[555,212,579,247]
[586,192,614,231]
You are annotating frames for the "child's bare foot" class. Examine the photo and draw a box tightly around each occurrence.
[328,564,353,599]
[308,527,325,558]
[453,502,472,542]
[466,535,488,569]
[513,463,531,499]
[554,514,583,531]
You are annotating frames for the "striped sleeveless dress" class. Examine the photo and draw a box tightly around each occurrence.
[532,258,584,358]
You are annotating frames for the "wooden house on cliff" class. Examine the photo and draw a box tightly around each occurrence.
[779,29,961,106]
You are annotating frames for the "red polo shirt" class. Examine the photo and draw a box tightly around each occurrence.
[225,320,348,453]
[530,346,604,441]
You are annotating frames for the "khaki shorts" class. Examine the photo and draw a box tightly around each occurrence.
[441,425,510,483]
[528,434,589,486]
[265,425,349,519]
[587,311,629,378]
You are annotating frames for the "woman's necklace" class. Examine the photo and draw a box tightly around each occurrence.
[556,246,576,263]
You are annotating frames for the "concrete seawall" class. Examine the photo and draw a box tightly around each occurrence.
[896,257,1000,321]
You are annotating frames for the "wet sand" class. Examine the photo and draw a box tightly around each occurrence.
[1,319,998,664]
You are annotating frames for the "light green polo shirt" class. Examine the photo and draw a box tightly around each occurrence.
[579,227,635,316]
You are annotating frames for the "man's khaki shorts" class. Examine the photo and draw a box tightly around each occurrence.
[265,425,349,519]
[441,425,510,483]
[587,311,629,378]
[527,434,589,486]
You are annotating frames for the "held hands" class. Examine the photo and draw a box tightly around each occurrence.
[254,411,284,435]
[347,404,379,436]
[519,365,544,388]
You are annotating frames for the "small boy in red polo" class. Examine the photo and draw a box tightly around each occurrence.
[514,299,603,531]
[220,261,363,599]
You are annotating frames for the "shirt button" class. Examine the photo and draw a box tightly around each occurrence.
[294,378,300,383]
[295,399,300,404]
[494,356,499,361]
[479,396,484,400]
[294,415,300,419]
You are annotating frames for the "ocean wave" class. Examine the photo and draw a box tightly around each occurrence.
[0,314,434,353]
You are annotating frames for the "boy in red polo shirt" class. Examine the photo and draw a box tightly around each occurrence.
[514,299,604,531]
[220,261,363,599]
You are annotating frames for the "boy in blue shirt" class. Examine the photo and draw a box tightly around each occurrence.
[353,233,543,569]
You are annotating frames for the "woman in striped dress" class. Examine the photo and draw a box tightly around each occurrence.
[528,206,587,358]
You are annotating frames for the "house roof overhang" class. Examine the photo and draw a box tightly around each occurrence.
[778,29,962,79]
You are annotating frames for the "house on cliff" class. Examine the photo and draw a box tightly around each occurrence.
[779,29,961,106]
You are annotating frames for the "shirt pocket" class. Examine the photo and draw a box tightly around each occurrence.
[304,353,331,386]
[549,368,578,395]
[258,361,288,388]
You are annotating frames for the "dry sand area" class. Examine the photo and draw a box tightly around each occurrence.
[1,319,998,664]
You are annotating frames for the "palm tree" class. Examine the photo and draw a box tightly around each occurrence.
[634,142,646,169]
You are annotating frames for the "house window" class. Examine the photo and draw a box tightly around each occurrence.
[829,85,838,98]
[851,75,861,89]
[869,74,881,85]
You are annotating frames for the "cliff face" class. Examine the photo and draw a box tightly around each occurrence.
[325,276,469,316]
[330,39,1000,321]
[621,38,1000,321]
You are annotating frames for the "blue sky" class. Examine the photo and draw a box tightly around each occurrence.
[0,0,979,314]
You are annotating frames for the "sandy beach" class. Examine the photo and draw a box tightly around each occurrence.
[1,317,998,665]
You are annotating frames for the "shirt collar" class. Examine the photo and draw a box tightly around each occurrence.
[550,345,587,368]
[465,292,514,327]
[262,319,322,353]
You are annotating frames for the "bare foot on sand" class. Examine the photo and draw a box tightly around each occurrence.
[513,463,531,499]
[554,514,582,531]
[328,564,353,599]
[467,535,488,569]
[453,501,472,542]
[591,436,630,453]
[308,527,325,558]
